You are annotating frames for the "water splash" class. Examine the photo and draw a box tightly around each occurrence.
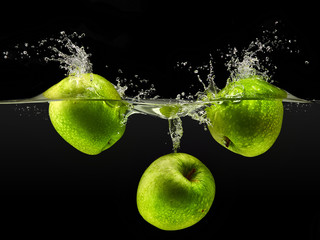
[113,68,157,100]
[226,45,264,82]
[175,54,219,101]
[1,26,314,153]
[44,31,92,76]
[223,20,304,85]
[168,118,183,152]
[168,20,311,135]
[41,32,156,100]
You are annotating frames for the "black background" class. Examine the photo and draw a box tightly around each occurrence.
[0,1,320,239]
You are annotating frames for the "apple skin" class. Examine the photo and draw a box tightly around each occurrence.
[136,153,215,231]
[43,73,127,155]
[206,76,287,157]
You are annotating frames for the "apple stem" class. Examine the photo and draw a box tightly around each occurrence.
[224,136,231,148]
[186,168,196,181]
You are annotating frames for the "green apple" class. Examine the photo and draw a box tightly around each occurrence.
[43,73,128,155]
[159,105,180,119]
[206,75,287,157]
[136,152,215,231]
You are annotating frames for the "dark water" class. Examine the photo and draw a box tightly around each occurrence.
[0,101,319,239]
[1,0,320,239]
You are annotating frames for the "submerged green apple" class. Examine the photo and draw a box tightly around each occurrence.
[43,73,128,155]
[137,153,215,231]
[206,76,287,157]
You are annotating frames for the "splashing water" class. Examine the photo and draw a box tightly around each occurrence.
[165,23,314,144]
[168,118,183,152]
[41,31,157,100]
[0,26,314,153]
[44,31,92,76]
[175,53,218,101]
[175,22,301,99]
[225,40,273,84]
[114,70,157,100]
